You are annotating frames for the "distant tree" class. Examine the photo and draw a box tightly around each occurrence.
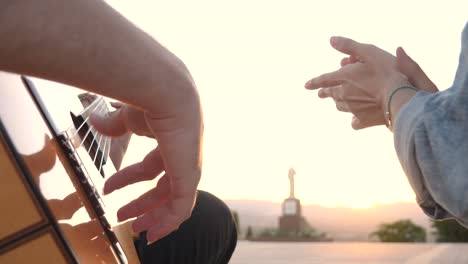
[246,226,253,239]
[259,228,278,237]
[370,219,426,242]
[432,219,468,242]
[232,211,240,235]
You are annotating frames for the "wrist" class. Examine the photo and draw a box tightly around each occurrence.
[385,85,419,131]
[380,73,411,110]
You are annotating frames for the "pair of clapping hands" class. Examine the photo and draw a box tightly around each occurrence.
[305,36,438,129]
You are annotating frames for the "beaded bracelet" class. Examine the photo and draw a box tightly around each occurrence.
[385,85,420,130]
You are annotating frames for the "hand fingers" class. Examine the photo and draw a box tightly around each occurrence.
[144,207,180,244]
[89,108,128,137]
[103,148,164,195]
[305,68,347,90]
[318,85,376,104]
[334,100,349,112]
[138,110,202,244]
[351,116,365,130]
[396,47,438,93]
[132,204,179,244]
[117,175,171,222]
[132,191,195,244]
[91,105,152,137]
[340,55,360,67]
[318,86,341,99]
[340,57,350,67]
[330,36,373,61]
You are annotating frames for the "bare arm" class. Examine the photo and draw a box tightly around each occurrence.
[0,0,195,114]
[0,0,203,244]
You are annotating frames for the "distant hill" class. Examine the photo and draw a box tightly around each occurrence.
[224,200,433,241]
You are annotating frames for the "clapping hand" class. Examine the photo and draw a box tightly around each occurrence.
[305,37,437,130]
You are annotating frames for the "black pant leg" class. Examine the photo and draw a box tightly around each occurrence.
[134,190,238,264]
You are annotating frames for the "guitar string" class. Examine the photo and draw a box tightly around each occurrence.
[92,129,105,165]
[87,128,99,155]
[70,98,105,139]
[86,102,110,155]
[79,94,104,116]
[65,97,114,177]
[70,97,104,139]
[98,136,111,174]
[89,101,113,167]
[85,104,108,155]
[104,136,111,172]
[77,102,107,149]
[97,132,109,167]
[72,99,109,164]
[64,103,109,195]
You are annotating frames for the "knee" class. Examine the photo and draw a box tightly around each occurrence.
[194,191,232,218]
[191,191,237,233]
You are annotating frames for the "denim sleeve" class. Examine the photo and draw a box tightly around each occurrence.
[393,22,468,226]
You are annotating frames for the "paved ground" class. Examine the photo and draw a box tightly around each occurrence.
[230,241,468,264]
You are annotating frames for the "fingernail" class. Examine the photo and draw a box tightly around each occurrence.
[147,234,157,245]
[146,236,160,245]
[101,187,106,195]
[146,227,164,245]
[330,36,341,48]
[146,233,158,245]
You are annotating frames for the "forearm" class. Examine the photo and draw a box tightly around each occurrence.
[0,0,197,115]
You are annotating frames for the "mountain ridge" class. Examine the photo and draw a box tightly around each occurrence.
[224,199,433,241]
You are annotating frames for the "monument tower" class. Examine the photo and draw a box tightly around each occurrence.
[279,167,304,233]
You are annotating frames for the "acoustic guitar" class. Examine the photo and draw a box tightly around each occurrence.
[0,72,140,263]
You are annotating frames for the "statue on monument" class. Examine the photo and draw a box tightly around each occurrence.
[288,167,296,198]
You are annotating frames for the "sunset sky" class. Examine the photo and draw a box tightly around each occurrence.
[106,1,467,208]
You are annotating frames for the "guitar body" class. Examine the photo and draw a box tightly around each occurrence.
[0,72,139,263]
